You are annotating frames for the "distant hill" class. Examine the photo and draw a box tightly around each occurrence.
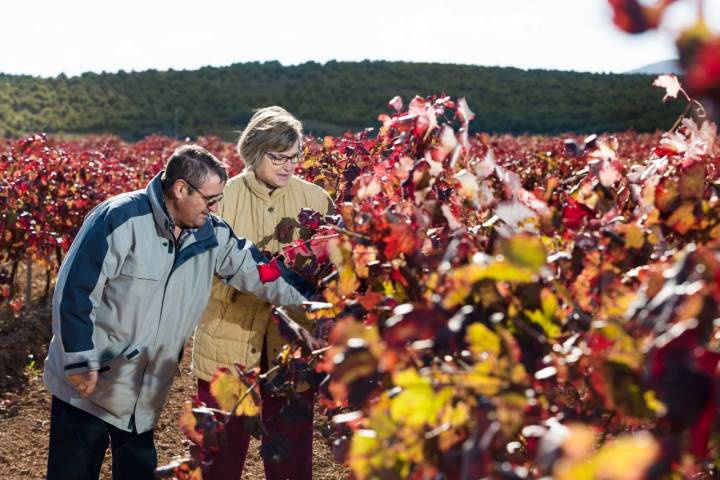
[0,61,684,140]
[626,59,684,75]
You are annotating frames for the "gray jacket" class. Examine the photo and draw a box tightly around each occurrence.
[43,173,309,433]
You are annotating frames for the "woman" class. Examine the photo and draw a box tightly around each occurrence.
[192,106,334,480]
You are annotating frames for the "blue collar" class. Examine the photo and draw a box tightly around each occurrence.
[146,173,177,240]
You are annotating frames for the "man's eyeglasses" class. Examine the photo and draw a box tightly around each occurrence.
[266,150,303,166]
[182,178,224,208]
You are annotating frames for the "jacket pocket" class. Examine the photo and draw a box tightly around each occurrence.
[120,258,163,281]
[88,344,145,418]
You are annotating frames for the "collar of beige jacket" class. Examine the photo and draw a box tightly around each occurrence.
[243,170,292,203]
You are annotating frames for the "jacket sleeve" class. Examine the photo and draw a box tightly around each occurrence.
[213,223,312,306]
[55,203,130,375]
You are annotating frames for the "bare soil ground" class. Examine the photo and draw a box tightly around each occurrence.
[0,305,347,480]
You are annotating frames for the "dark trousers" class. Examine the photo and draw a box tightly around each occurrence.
[46,396,156,480]
[197,378,314,480]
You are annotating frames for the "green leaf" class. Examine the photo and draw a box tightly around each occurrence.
[602,361,654,418]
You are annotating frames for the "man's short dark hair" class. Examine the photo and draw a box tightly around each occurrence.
[161,145,228,194]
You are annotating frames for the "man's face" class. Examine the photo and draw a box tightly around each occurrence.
[174,174,225,229]
[254,143,301,189]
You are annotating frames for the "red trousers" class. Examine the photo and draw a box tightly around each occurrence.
[196,378,314,480]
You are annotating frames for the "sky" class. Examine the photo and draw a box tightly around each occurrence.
[0,0,717,77]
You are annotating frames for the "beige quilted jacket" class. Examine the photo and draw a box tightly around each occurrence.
[192,171,333,381]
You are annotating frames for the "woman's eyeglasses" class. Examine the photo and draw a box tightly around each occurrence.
[266,150,303,166]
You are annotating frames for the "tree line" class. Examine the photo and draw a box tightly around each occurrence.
[0,60,683,140]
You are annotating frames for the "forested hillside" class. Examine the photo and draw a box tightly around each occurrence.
[0,60,682,139]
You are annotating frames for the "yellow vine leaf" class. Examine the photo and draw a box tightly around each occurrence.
[390,369,453,428]
[525,309,561,339]
[442,261,535,309]
[594,432,660,480]
[624,223,645,249]
[502,234,547,271]
[209,368,241,412]
[209,368,260,417]
[466,323,501,356]
[667,201,696,234]
[555,430,660,480]
[465,362,503,396]
[178,401,203,446]
[338,264,360,297]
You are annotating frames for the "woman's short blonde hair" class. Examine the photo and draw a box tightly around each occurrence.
[237,106,303,171]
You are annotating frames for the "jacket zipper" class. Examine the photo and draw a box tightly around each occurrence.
[129,235,177,429]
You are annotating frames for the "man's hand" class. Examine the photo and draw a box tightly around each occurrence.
[68,371,98,397]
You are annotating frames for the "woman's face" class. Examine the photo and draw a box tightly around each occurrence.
[254,142,302,189]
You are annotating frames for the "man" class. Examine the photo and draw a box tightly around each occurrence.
[43,145,311,479]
